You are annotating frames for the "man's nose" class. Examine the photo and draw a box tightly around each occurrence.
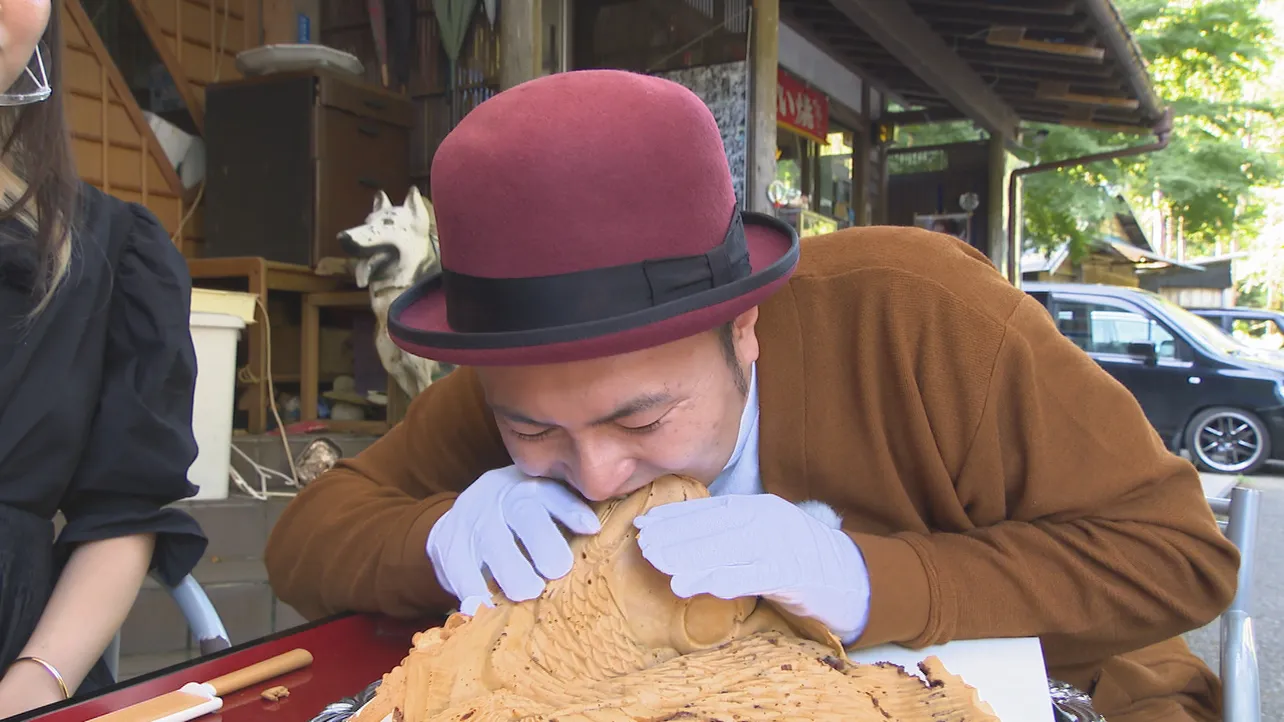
[570,444,636,502]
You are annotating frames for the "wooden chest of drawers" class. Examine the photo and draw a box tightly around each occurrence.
[203,69,413,266]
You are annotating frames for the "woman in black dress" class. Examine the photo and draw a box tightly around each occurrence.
[0,2,207,717]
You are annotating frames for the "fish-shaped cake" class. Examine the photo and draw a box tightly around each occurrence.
[353,475,999,722]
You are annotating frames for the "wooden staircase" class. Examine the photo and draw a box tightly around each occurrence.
[125,0,260,130]
[60,0,260,257]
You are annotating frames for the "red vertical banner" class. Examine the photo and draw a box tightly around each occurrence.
[777,69,830,144]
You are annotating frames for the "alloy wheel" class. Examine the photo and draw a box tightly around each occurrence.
[1193,410,1265,474]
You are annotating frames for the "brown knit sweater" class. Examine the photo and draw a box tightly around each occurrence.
[266,226,1238,720]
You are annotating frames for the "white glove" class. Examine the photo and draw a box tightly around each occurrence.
[634,493,871,644]
[427,465,601,615]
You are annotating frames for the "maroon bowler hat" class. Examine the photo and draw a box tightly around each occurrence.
[388,69,800,366]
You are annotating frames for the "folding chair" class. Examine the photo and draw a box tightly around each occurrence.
[1207,485,1262,722]
[103,572,231,682]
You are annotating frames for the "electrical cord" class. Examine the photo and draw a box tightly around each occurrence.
[229,296,302,500]
[230,444,298,501]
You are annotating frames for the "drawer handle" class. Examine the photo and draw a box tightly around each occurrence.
[357,177,380,189]
[363,98,387,110]
[358,124,381,137]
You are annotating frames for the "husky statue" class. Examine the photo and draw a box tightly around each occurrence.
[339,187,454,401]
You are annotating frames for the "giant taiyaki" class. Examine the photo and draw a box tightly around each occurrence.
[353,475,999,722]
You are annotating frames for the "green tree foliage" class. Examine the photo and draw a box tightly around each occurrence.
[897,0,1282,258]
[1120,0,1280,253]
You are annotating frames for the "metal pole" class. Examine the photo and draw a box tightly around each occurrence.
[559,0,572,72]
[1221,485,1262,722]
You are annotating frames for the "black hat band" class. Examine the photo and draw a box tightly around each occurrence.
[441,208,752,334]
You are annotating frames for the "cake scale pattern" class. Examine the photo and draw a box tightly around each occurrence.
[351,476,1000,722]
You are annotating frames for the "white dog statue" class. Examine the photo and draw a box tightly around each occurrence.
[339,187,453,401]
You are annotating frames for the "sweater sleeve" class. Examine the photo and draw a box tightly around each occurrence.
[850,295,1239,666]
[264,367,511,620]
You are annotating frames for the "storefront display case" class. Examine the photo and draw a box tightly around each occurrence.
[775,207,840,238]
[772,69,857,238]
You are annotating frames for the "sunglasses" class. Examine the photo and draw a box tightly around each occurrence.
[0,43,51,107]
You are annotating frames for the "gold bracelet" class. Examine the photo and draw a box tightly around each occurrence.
[10,656,70,700]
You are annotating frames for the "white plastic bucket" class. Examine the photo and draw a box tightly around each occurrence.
[188,312,245,500]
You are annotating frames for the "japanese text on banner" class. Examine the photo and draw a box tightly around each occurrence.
[777,69,829,144]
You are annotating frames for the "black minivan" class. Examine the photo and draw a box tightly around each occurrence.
[1024,281,1284,475]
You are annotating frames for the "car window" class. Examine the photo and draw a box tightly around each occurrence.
[1193,312,1228,331]
[1231,317,1284,351]
[1150,298,1245,356]
[1054,300,1179,359]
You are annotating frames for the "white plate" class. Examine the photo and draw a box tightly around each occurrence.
[235,45,365,77]
[847,637,1054,721]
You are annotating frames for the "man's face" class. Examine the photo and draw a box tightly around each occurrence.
[476,309,760,502]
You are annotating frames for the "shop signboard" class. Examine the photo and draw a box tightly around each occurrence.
[777,69,829,144]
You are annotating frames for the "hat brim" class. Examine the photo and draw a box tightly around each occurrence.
[388,211,799,366]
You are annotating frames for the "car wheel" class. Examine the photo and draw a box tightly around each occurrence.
[1186,406,1271,475]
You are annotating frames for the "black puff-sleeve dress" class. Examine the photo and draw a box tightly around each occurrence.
[0,184,207,692]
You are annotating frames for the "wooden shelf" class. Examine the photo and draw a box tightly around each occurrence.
[265,372,344,384]
[188,256,353,433]
[320,420,390,435]
[300,289,408,430]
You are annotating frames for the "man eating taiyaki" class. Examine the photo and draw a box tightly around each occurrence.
[266,70,1238,722]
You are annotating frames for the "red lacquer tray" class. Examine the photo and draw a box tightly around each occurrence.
[17,614,432,722]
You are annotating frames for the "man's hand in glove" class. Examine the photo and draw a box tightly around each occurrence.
[633,493,871,645]
[426,465,602,615]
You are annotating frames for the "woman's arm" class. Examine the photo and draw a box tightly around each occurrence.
[0,533,155,716]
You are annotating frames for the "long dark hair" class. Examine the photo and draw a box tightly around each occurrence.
[1,4,79,314]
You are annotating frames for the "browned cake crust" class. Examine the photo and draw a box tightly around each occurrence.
[353,476,999,722]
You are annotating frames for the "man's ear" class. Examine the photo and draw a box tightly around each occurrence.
[732,307,761,365]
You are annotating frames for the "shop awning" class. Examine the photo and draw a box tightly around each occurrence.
[1103,239,1204,271]
[1023,239,1205,276]
[780,0,1165,141]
